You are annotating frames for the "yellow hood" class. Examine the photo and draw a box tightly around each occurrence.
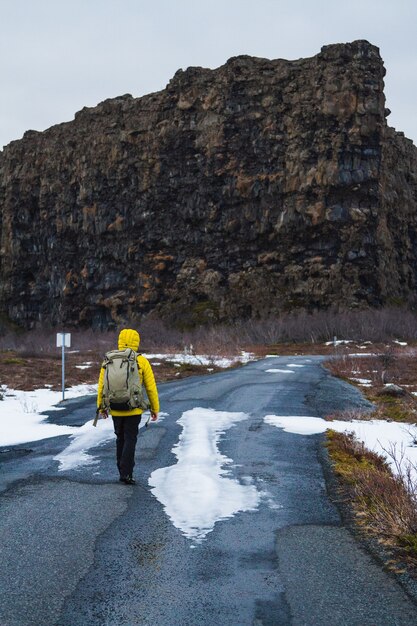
[118,328,140,352]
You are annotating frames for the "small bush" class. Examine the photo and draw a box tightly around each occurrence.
[354,467,417,544]
[237,307,417,344]
[1,306,417,356]
[326,430,417,566]
[325,408,374,422]
[327,430,390,480]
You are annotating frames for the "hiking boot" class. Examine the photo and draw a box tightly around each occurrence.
[119,476,136,485]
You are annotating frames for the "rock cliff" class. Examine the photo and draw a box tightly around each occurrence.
[1,40,416,329]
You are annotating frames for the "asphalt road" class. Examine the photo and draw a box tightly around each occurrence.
[1,356,416,626]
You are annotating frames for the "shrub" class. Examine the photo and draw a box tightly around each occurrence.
[326,430,417,566]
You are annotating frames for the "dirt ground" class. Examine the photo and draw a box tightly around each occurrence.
[0,350,227,391]
[1,341,416,393]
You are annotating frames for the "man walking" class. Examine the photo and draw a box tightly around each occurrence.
[97,328,159,484]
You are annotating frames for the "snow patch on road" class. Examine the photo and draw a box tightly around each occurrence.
[54,418,115,470]
[149,408,260,543]
[266,369,294,374]
[55,411,170,471]
[265,415,417,481]
[265,415,328,435]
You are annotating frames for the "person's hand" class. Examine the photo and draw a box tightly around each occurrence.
[100,409,109,419]
[151,412,158,421]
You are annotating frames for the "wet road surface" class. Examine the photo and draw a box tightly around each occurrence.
[0,356,416,625]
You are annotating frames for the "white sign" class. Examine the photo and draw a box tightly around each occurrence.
[56,332,71,348]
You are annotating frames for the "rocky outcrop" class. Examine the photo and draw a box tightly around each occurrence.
[0,40,416,329]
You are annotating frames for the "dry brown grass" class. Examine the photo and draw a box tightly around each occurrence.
[324,408,374,422]
[321,342,417,570]
[327,430,417,569]
[325,347,417,424]
[2,307,417,392]
[2,306,417,356]
[326,348,417,389]
[0,349,223,392]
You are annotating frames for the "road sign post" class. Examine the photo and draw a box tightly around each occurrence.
[56,332,71,401]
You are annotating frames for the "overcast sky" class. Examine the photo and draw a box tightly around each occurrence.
[1,0,416,150]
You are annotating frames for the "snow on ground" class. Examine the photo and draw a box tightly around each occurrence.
[265,415,417,481]
[0,381,169,469]
[148,408,261,543]
[349,377,373,387]
[55,411,170,471]
[143,351,254,368]
[325,340,353,346]
[0,385,97,447]
[54,417,114,470]
[266,369,294,374]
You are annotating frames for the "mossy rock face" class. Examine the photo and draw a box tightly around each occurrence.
[2,40,417,332]
[157,298,221,329]
[191,300,220,325]
[387,296,407,307]
[0,312,23,335]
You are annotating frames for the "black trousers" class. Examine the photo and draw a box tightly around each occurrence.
[112,415,142,478]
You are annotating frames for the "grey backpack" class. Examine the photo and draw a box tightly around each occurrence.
[102,348,150,412]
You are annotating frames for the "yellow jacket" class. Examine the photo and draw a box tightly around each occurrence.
[97,328,159,417]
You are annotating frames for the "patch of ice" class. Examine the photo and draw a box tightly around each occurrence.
[149,408,260,543]
[266,369,294,374]
[287,364,304,368]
